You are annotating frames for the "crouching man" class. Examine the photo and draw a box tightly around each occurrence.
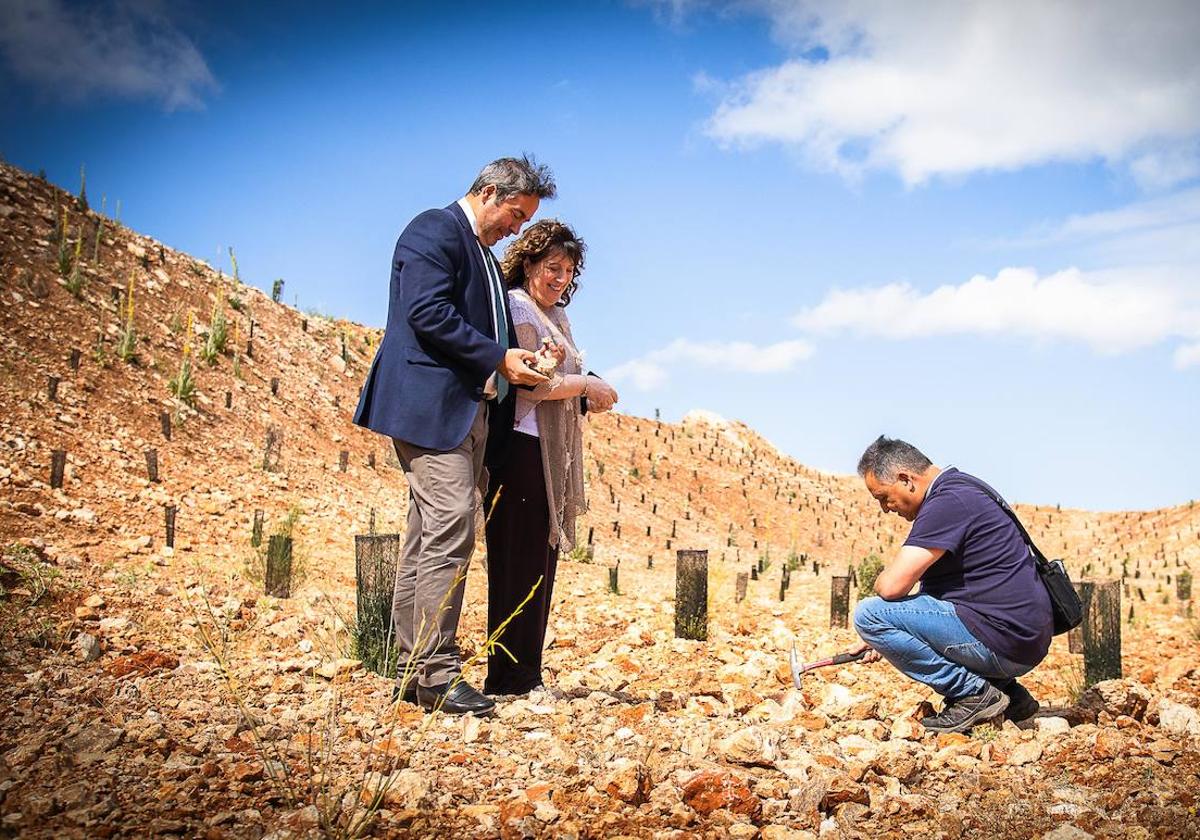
[849,436,1052,733]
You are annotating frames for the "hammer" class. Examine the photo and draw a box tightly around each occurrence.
[789,642,869,690]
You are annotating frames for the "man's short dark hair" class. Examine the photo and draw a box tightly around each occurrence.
[468,155,556,201]
[857,436,933,482]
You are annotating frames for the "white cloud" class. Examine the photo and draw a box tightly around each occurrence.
[699,0,1200,186]
[982,187,1200,268]
[1130,144,1200,192]
[1176,345,1200,367]
[633,0,703,29]
[793,266,1200,356]
[1044,188,1200,244]
[0,0,217,110]
[608,337,816,391]
[607,358,670,391]
[1174,343,1200,369]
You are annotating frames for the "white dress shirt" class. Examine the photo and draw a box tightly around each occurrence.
[456,197,504,399]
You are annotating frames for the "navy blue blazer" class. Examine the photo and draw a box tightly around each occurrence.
[353,202,516,451]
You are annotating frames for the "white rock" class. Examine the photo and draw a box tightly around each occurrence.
[1035,717,1071,734]
[98,616,130,634]
[315,658,362,680]
[1007,740,1043,765]
[74,633,102,662]
[531,798,560,823]
[462,715,485,744]
[362,770,428,807]
[1049,803,1087,817]
[1156,700,1200,737]
[717,726,780,767]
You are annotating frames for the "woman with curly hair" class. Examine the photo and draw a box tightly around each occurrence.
[483,219,619,696]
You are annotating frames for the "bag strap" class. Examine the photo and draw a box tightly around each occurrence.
[948,472,1052,571]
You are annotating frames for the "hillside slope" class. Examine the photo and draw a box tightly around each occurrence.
[3,161,1196,585]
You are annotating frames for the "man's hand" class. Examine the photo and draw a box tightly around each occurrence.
[849,640,881,664]
[497,349,549,386]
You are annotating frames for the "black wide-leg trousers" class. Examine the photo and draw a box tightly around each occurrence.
[484,432,559,695]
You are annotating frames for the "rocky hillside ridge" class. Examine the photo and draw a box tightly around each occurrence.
[1,161,1198,839]
[0,159,1195,597]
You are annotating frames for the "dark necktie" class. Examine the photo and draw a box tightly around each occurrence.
[480,246,509,402]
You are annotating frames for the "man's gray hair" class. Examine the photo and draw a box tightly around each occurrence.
[468,155,557,201]
[857,436,933,482]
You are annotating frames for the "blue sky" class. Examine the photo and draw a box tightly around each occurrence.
[2,0,1197,511]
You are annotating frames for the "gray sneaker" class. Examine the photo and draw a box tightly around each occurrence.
[921,684,1009,734]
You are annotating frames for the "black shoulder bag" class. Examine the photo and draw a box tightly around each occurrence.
[957,474,1083,635]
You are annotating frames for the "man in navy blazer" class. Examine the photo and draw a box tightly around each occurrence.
[354,156,555,715]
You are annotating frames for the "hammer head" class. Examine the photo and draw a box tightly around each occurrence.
[789,640,804,690]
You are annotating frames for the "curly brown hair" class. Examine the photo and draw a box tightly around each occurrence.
[499,219,586,307]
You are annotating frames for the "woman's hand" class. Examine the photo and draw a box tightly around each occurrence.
[585,377,618,412]
[547,342,567,366]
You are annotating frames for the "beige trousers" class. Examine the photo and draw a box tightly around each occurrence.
[391,402,488,688]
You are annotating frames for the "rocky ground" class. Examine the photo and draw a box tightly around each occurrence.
[1,161,1199,838]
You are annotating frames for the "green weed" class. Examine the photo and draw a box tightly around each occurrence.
[169,354,196,407]
[1063,657,1087,705]
[565,544,595,564]
[201,298,228,365]
[55,207,72,276]
[77,164,88,212]
[857,554,886,594]
[116,272,138,363]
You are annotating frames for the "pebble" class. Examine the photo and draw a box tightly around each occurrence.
[98,615,131,634]
[1156,699,1200,737]
[74,632,102,662]
[313,658,362,680]
[1006,740,1043,766]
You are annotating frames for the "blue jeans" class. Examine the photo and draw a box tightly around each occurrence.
[854,595,1033,700]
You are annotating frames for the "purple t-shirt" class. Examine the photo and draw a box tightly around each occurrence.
[904,468,1052,666]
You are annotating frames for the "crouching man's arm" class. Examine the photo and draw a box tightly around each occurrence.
[850,545,947,664]
[874,545,945,600]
